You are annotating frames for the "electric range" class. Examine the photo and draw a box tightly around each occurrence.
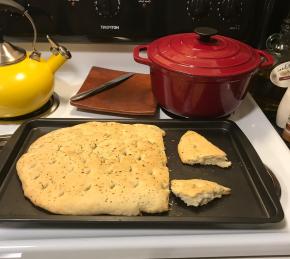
[0,43,289,259]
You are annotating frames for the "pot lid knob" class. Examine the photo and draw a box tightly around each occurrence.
[194,27,218,43]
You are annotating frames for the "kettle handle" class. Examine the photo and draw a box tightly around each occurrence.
[0,0,25,13]
[0,0,40,60]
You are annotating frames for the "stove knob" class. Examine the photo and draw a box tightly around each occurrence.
[137,0,152,8]
[218,0,242,20]
[186,0,210,21]
[94,0,121,18]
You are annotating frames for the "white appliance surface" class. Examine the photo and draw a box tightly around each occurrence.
[0,43,290,259]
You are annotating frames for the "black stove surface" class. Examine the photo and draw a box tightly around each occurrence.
[161,106,290,149]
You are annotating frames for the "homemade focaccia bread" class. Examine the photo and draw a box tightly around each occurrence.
[171,179,231,207]
[16,122,169,216]
[178,131,231,168]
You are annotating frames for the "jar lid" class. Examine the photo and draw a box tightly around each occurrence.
[147,27,262,77]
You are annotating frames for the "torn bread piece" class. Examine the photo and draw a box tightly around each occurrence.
[171,179,231,207]
[178,130,231,168]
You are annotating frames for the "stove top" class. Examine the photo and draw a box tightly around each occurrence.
[0,43,289,259]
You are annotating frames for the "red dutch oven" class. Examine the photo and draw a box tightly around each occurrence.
[133,27,274,118]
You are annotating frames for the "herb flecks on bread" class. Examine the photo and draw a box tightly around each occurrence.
[16,122,169,216]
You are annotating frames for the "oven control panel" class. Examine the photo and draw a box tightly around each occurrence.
[0,0,275,46]
[166,0,253,41]
[185,0,245,22]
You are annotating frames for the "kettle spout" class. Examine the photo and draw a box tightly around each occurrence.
[46,53,68,73]
[46,35,71,73]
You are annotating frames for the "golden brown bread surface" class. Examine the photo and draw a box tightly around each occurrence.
[16,122,169,216]
[171,179,231,206]
[178,131,231,168]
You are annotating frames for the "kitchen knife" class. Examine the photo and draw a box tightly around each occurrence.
[70,72,135,101]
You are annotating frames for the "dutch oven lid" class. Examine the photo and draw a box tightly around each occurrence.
[147,27,263,77]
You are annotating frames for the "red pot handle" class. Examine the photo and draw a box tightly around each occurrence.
[133,45,152,66]
[256,49,274,69]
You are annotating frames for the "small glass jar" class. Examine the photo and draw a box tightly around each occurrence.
[250,15,290,113]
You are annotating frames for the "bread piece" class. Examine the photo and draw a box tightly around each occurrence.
[16,122,169,216]
[171,179,231,207]
[178,131,231,168]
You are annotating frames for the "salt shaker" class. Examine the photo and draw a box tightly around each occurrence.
[282,116,290,143]
[276,86,290,128]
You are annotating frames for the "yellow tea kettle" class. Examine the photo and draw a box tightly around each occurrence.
[0,0,71,118]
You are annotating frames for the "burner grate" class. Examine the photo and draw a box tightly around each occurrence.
[0,93,60,123]
[160,107,230,120]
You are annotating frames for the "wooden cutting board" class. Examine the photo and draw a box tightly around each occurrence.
[70,67,157,115]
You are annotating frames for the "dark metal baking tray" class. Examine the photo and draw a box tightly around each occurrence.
[0,119,284,227]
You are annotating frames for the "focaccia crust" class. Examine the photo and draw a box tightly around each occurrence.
[16,122,169,216]
[171,179,231,206]
[178,131,231,168]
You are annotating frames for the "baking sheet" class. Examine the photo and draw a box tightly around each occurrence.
[0,119,284,227]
